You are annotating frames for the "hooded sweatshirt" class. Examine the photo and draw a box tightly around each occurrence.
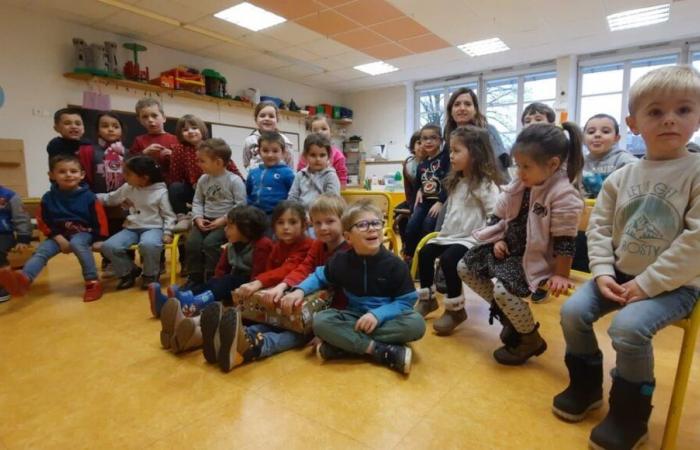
[0,186,33,243]
[37,183,108,240]
[287,167,340,208]
[584,147,638,175]
[97,182,176,234]
[246,163,295,214]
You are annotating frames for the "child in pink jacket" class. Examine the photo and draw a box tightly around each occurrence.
[457,123,584,365]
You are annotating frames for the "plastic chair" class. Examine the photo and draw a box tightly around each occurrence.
[341,189,399,255]
[410,231,439,279]
[129,232,183,286]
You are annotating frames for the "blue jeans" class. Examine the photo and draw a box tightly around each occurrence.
[246,323,309,358]
[101,228,163,277]
[404,200,439,257]
[23,232,97,281]
[560,279,699,383]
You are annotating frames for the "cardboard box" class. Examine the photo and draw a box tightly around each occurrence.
[237,290,332,334]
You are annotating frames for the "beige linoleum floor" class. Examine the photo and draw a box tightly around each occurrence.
[1,253,699,449]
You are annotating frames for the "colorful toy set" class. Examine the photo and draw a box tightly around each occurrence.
[305,104,353,119]
[151,66,205,94]
[236,290,332,334]
[122,42,149,82]
[72,38,121,78]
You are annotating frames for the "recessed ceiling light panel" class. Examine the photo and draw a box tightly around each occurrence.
[457,38,510,57]
[353,61,399,76]
[214,2,286,32]
[607,4,670,31]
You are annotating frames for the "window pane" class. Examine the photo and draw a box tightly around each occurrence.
[418,89,444,127]
[448,83,478,96]
[486,104,518,141]
[580,94,622,126]
[625,134,646,156]
[523,71,556,103]
[629,55,678,86]
[581,64,623,96]
[486,78,518,105]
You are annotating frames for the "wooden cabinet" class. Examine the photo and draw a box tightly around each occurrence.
[0,139,28,197]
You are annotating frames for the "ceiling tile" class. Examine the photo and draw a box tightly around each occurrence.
[251,0,322,20]
[164,0,244,16]
[363,42,412,60]
[237,32,289,51]
[399,34,451,54]
[328,50,373,67]
[370,16,429,41]
[275,64,325,78]
[333,29,389,49]
[303,72,343,84]
[278,46,322,62]
[303,38,354,57]
[325,69,367,80]
[200,42,258,62]
[190,16,249,40]
[335,0,403,26]
[150,27,222,53]
[101,11,178,38]
[261,21,322,45]
[309,57,343,71]
[39,0,121,22]
[296,10,359,36]
[315,0,353,7]
[134,0,207,23]
[245,53,290,71]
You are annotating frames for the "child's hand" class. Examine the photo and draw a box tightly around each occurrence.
[195,218,210,231]
[162,234,173,244]
[428,201,443,218]
[620,280,647,304]
[493,240,509,259]
[280,289,306,316]
[546,275,574,297]
[12,243,28,252]
[235,280,263,300]
[91,241,103,252]
[355,313,378,334]
[263,284,287,307]
[143,144,165,156]
[208,217,227,229]
[159,148,172,158]
[596,275,627,304]
[54,235,71,253]
[307,336,321,348]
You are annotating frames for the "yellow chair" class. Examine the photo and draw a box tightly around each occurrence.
[341,189,400,255]
[128,232,183,286]
[410,231,439,279]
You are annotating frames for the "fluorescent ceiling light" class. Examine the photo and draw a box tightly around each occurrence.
[214,2,286,32]
[458,38,509,57]
[353,62,399,76]
[607,4,670,31]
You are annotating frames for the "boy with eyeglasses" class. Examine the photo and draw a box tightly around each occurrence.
[288,200,425,374]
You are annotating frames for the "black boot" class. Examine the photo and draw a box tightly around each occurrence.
[116,267,142,290]
[489,302,519,347]
[493,323,547,365]
[589,376,654,450]
[552,351,603,422]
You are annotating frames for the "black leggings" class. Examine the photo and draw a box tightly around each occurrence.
[418,243,468,297]
[193,273,248,306]
[168,182,195,216]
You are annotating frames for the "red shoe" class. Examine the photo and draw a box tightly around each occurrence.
[0,268,30,297]
[83,280,103,302]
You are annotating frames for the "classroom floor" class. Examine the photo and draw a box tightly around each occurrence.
[1,254,699,450]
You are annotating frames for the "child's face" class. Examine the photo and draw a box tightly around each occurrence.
[584,117,620,157]
[274,209,304,244]
[49,161,84,190]
[513,151,559,187]
[449,138,471,174]
[626,92,700,160]
[311,119,332,139]
[306,145,330,172]
[138,105,166,134]
[123,168,149,187]
[523,113,551,127]
[311,212,343,245]
[451,93,476,126]
[98,115,122,143]
[54,114,84,140]
[413,140,426,160]
[344,212,383,255]
[196,150,224,175]
[256,106,278,132]
[182,125,203,146]
[260,141,283,167]
[224,220,246,243]
[420,129,441,157]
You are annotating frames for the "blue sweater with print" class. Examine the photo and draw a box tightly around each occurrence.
[37,184,108,240]
[297,246,418,325]
[246,163,295,214]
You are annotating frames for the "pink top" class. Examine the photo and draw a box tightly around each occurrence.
[297,146,348,187]
[472,169,583,291]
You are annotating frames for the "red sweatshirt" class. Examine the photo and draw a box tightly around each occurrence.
[169,143,244,185]
[254,236,313,288]
[283,239,350,308]
[214,237,273,279]
[130,133,179,181]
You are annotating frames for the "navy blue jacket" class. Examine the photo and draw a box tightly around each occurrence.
[417,149,451,203]
[37,184,108,240]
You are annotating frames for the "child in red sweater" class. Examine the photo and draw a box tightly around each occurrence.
[264,194,350,310]
[130,98,178,181]
[204,200,313,372]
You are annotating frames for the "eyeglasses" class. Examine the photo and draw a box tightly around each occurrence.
[350,219,384,232]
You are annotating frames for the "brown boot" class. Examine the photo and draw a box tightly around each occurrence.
[493,323,547,365]
[415,287,438,317]
[433,295,467,335]
[171,315,203,353]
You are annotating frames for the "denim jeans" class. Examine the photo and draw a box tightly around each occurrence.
[404,200,439,257]
[101,228,163,277]
[23,232,97,281]
[0,234,15,266]
[246,323,310,358]
[560,279,699,383]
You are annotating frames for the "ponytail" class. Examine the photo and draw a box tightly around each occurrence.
[561,122,584,183]
[512,122,584,183]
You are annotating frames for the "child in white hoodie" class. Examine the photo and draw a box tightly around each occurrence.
[99,156,176,290]
[287,133,340,209]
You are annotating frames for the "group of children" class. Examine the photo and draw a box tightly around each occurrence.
[1,65,699,450]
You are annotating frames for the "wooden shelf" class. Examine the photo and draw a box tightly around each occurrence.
[334,118,352,125]
[63,72,310,120]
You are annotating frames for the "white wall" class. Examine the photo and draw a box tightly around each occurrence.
[0,6,341,196]
[342,85,409,161]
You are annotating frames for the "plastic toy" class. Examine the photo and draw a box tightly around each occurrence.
[202,68,228,98]
[151,66,205,94]
[72,38,121,78]
[123,43,149,82]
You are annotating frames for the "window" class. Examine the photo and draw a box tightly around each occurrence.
[578,54,679,155]
[415,82,477,129]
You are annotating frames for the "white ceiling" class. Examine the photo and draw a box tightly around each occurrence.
[11,0,700,93]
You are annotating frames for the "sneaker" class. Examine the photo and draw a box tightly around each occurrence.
[116,267,142,290]
[200,302,223,364]
[0,288,10,303]
[372,342,412,375]
[83,280,103,302]
[530,286,549,303]
[315,341,349,361]
[0,268,30,297]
